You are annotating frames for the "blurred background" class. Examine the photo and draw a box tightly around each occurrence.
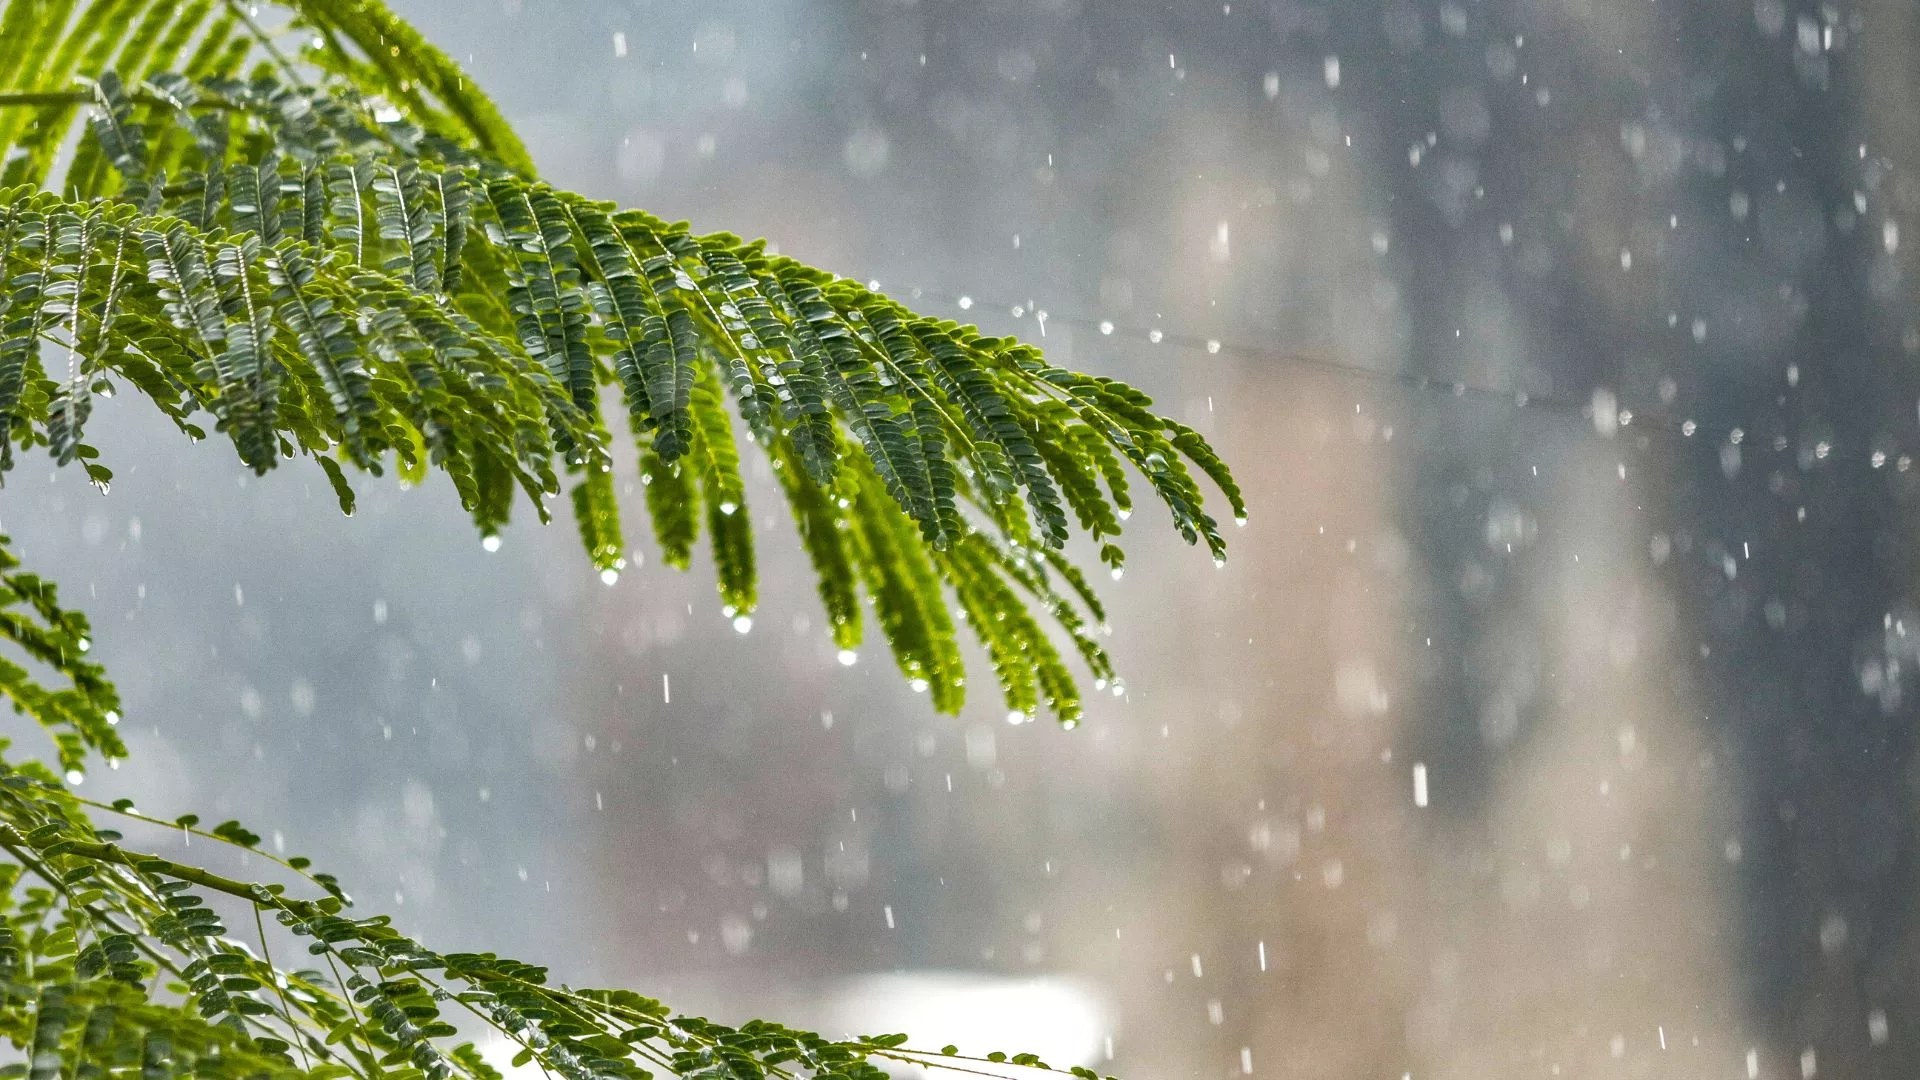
[10,0,1920,1077]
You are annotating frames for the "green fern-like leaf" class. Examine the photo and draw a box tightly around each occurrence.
[0,6,1247,1071]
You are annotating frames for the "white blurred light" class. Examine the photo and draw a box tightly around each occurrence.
[824,972,1109,1074]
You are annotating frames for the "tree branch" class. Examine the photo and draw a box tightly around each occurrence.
[0,89,239,110]
[0,824,327,920]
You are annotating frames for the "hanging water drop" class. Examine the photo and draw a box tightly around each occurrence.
[482,535,502,552]
[733,615,753,634]
[600,568,619,586]
[838,649,859,666]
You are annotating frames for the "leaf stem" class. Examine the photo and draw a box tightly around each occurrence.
[0,824,327,921]
[0,89,239,111]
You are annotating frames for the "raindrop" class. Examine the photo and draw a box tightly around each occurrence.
[482,535,502,552]
[64,769,83,786]
[1099,320,1115,335]
[909,678,929,692]
[1207,339,1222,354]
[732,615,753,634]
[957,296,974,310]
[1148,328,1165,343]
[600,568,619,586]
[837,649,859,666]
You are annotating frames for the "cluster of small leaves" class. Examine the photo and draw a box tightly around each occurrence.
[0,17,1241,722]
[0,536,123,774]
[0,2,1240,1077]
[0,723,1118,1080]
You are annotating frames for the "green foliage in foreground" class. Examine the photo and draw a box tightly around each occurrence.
[0,0,1241,1075]
[0,725,1112,1080]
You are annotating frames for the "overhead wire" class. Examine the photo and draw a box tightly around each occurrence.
[888,282,1920,478]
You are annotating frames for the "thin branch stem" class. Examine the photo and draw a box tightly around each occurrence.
[74,793,337,896]
[220,0,307,88]
[0,89,239,111]
[254,903,314,1072]
[0,825,328,922]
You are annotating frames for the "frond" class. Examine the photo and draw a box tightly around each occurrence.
[0,58,1241,719]
[0,682,1107,1080]
[0,537,124,772]
[0,2,1248,1076]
